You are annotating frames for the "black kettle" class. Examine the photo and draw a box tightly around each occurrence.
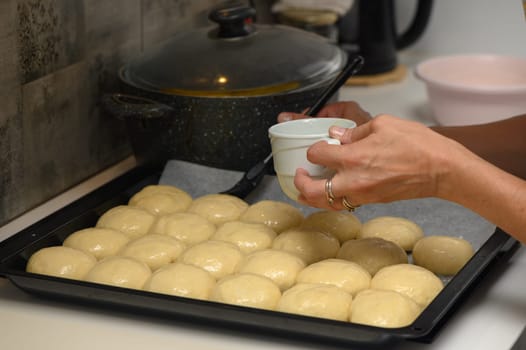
[339,0,434,75]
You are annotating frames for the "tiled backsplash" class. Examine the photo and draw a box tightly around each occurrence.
[0,0,222,225]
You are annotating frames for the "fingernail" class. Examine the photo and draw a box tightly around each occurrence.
[278,113,292,122]
[330,126,346,138]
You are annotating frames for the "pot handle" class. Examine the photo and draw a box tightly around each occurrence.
[101,93,174,120]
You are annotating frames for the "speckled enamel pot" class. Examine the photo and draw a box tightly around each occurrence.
[105,82,334,171]
[103,5,346,171]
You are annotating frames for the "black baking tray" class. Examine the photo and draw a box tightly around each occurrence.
[0,165,519,348]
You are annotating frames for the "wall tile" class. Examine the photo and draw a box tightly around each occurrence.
[0,0,25,223]
[20,61,129,208]
[84,0,141,58]
[0,0,21,96]
[16,0,85,83]
[0,91,24,224]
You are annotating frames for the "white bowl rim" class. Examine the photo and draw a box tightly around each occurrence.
[415,54,526,94]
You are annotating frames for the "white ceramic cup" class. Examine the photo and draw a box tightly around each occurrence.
[268,118,356,201]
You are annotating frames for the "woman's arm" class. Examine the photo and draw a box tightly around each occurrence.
[432,114,526,179]
[438,145,526,244]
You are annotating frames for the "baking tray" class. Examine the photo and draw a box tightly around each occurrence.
[0,164,519,348]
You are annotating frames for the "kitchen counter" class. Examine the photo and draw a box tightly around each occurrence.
[1,52,525,350]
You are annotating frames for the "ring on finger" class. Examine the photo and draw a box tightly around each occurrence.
[325,177,336,206]
[342,196,360,212]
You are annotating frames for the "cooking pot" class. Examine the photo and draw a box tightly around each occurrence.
[103,4,347,171]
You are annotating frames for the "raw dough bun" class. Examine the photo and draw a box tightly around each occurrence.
[187,194,249,225]
[296,258,371,296]
[300,210,361,243]
[128,185,193,215]
[210,273,282,310]
[413,235,474,275]
[151,212,216,246]
[212,221,277,254]
[84,256,151,289]
[119,234,186,271]
[337,237,408,276]
[277,283,352,321]
[178,240,244,279]
[63,227,130,260]
[143,262,216,300]
[351,289,422,328]
[371,264,444,307]
[359,216,424,251]
[96,205,156,239]
[239,200,304,233]
[236,249,306,291]
[26,246,96,280]
[272,229,340,265]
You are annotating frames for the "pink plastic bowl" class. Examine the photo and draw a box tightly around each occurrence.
[415,54,526,125]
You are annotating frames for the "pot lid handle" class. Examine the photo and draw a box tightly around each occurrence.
[208,4,256,38]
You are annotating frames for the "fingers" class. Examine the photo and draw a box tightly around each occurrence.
[329,120,375,145]
[348,120,375,142]
[295,168,339,210]
[328,126,353,144]
[295,168,354,211]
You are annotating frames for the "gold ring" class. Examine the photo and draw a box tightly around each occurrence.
[342,196,360,212]
[325,177,336,206]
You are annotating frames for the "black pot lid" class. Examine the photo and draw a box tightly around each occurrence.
[121,5,347,97]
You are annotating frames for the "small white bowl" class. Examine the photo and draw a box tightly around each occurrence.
[415,54,526,125]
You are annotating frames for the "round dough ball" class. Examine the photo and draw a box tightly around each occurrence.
[277,283,352,321]
[178,240,244,279]
[296,259,371,296]
[26,246,96,280]
[84,256,151,289]
[63,227,130,260]
[119,234,186,271]
[96,205,156,239]
[143,262,215,300]
[187,194,248,226]
[301,210,361,243]
[210,273,282,310]
[351,289,422,328]
[371,264,444,307]
[359,216,424,251]
[151,212,216,246]
[413,235,474,275]
[337,237,408,276]
[212,221,277,254]
[130,193,193,217]
[236,249,306,291]
[130,184,190,200]
[129,185,192,215]
[239,200,304,233]
[272,229,340,265]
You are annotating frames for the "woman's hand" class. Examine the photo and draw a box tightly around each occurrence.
[287,111,526,244]
[294,114,473,210]
[277,101,372,126]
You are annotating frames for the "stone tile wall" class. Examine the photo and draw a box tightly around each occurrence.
[0,0,224,225]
